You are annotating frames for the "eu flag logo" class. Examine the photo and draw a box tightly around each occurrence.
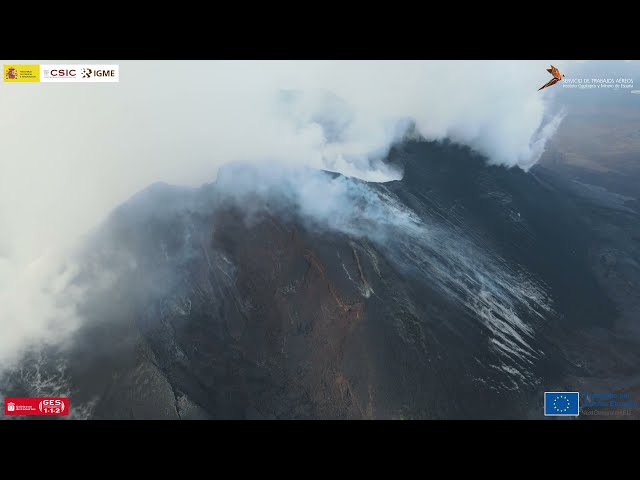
[544,392,579,416]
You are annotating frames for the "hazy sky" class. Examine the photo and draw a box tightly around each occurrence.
[0,59,634,370]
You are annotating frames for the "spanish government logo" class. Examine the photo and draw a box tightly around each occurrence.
[3,64,40,82]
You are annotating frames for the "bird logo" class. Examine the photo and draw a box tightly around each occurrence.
[538,65,565,91]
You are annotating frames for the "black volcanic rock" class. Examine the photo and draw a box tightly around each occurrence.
[386,140,617,330]
[3,139,636,420]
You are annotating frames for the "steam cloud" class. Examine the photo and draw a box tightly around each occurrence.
[0,60,565,370]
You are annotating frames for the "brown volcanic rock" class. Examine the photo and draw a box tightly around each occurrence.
[207,207,367,418]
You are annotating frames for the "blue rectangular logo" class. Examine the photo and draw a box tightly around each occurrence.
[544,392,580,416]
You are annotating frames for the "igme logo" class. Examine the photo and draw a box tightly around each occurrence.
[81,68,116,78]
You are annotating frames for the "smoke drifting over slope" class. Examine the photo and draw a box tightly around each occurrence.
[0,60,564,369]
[215,162,554,372]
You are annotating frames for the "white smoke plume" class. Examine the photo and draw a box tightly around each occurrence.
[0,60,565,370]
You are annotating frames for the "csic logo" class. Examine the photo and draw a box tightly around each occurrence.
[44,68,77,78]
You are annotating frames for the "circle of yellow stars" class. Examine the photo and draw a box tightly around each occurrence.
[553,395,571,413]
